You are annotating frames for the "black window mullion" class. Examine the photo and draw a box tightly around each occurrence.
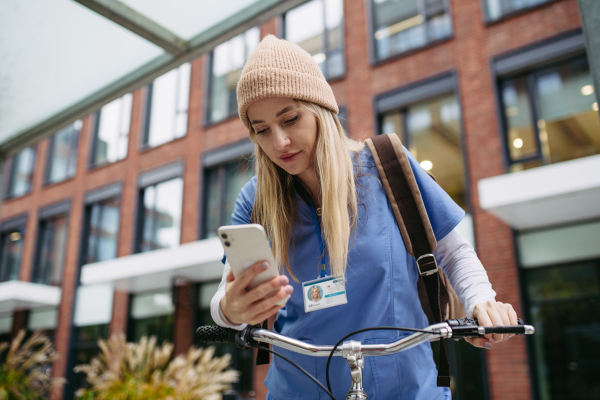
[143,83,154,146]
[525,72,545,165]
[217,166,226,228]
[402,108,410,147]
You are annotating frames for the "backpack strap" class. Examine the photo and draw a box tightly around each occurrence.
[365,133,451,387]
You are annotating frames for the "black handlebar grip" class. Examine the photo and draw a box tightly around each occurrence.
[446,318,524,327]
[481,325,526,335]
[195,325,238,343]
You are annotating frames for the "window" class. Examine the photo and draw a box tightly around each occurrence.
[284,0,345,79]
[371,0,452,62]
[500,56,600,172]
[90,93,132,166]
[0,223,25,283]
[208,28,260,124]
[129,290,174,344]
[0,314,12,345]
[202,149,254,239]
[484,0,551,21]
[137,177,183,252]
[144,63,190,148]
[5,146,35,198]
[196,282,253,397]
[65,324,109,399]
[27,307,58,342]
[33,213,68,286]
[46,120,81,184]
[380,93,467,209]
[83,197,120,265]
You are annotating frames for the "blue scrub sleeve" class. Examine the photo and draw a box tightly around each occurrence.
[404,149,465,242]
[221,176,257,264]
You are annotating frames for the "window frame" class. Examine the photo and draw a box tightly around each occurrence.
[31,200,70,286]
[44,124,80,186]
[282,0,347,82]
[492,31,593,171]
[481,0,562,25]
[141,65,191,149]
[367,0,454,65]
[127,288,175,345]
[134,161,184,253]
[89,96,132,169]
[4,145,37,200]
[0,215,27,283]
[199,140,255,240]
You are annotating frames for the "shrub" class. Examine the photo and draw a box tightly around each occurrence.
[74,334,238,400]
[0,329,64,400]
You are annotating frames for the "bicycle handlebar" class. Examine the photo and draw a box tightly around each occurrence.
[196,318,534,357]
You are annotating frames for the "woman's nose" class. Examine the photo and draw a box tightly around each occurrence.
[273,127,290,150]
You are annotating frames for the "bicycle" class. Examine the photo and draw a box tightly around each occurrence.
[196,318,535,400]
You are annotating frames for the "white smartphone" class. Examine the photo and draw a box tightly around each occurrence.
[217,224,288,306]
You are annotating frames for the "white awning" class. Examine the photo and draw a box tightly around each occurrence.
[478,154,600,230]
[0,281,62,314]
[0,0,307,155]
[80,237,224,293]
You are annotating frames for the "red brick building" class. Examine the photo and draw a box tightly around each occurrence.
[0,1,598,399]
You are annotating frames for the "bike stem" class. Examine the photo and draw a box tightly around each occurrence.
[342,340,368,400]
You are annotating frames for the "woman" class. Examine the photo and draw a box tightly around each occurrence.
[310,285,322,303]
[211,35,518,399]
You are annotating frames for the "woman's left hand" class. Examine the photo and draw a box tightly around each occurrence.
[466,300,519,349]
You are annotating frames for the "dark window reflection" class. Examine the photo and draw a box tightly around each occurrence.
[196,282,253,397]
[33,215,68,286]
[202,157,254,239]
[46,120,80,184]
[0,228,25,282]
[138,178,183,252]
[524,260,600,400]
[129,290,174,344]
[485,0,550,21]
[285,0,345,79]
[371,0,452,61]
[6,146,35,198]
[84,198,120,264]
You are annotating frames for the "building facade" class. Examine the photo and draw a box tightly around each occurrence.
[0,1,598,399]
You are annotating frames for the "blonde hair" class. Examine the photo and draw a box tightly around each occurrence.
[249,100,364,281]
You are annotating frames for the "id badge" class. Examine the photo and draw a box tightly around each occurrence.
[302,275,347,313]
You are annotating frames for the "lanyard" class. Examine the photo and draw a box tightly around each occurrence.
[306,196,327,278]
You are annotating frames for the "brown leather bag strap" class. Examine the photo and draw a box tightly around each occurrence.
[366,133,451,387]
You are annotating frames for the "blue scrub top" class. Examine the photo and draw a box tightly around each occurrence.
[229,146,464,400]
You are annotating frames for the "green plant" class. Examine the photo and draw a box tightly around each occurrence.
[0,329,64,400]
[74,334,238,400]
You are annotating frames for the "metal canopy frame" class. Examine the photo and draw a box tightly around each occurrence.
[1,0,308,156]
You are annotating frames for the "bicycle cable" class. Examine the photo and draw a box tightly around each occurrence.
[325,326,431,398]
[248,343,339,400]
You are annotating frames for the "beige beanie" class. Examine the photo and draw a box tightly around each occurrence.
[237,34,339,129]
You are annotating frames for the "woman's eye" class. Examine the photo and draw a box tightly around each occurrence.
[256,129,267,135]
[285,115,299,124]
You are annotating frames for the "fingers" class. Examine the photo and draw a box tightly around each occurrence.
[244,274,293,303]
[472,300,520,346]
[465,337,492,349]
[228,261,269,294]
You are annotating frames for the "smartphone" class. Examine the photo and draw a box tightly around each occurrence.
[217,224,287,306]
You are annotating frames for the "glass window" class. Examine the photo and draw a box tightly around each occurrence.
[381,93,466,209]
[485,0,550,21]
[0,227,25,282]
[138,178,183,252]
[500,56,600,172]
[0,314,12,345]
[196,282,253,396]
[208,28,260,124]
[285,0,345,79]
[5,146,35,198]
[144,63,191,148]
[46,120,81,184]
[523,259,600,400]
[91,94,132,166]
[371,0,452,62]
[202,156,254,239]
[33,214,68,286]
[83,198,120,265]
[129,290,174,344]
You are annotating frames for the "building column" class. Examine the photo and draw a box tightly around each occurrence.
[173,282,195,356]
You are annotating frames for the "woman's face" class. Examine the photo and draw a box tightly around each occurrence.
[247,97,317,180]
[311,286,319,301]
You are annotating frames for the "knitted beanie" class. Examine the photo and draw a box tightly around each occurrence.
[237,34,339,129]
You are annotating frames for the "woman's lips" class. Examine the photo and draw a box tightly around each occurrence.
[280,151,301,163]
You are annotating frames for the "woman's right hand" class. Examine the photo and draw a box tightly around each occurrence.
[220,261,293,325]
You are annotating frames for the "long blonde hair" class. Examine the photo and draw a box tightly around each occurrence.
[249,100,364,281]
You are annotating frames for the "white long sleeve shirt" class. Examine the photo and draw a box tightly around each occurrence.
[210,228,496,330]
